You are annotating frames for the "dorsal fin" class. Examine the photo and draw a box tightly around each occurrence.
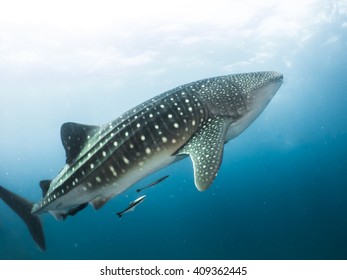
[60,122,99,164]
[39,180,51,197]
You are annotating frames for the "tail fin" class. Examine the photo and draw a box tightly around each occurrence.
[0,186,46,251]
[116,212,122,218]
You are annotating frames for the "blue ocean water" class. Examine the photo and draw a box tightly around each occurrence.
[0,1,347,260]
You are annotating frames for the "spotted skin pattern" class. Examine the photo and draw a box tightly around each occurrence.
[31,71,283,218]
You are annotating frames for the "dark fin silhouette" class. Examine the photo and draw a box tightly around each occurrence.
[0,186,46,251]
[60,122,99,164]
[63,203,88,220]
[116,212,122,218]
[39,180,51,197]
[50,203,89,221]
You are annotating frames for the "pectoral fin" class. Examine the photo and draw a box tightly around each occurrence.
[178,116,230,191]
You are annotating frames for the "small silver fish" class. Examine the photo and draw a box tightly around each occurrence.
[136,175,169,193]
[116,195,146,218]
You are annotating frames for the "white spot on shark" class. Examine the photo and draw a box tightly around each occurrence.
[123,156,130,164]
[109,165,117,177]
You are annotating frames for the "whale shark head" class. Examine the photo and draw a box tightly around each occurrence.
[195,71,283,141]
[232,71,283,114]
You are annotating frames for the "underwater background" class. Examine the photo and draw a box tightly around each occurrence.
[0,0,346,260]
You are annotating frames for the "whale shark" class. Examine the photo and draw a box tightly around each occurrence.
[0,71,283,251]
